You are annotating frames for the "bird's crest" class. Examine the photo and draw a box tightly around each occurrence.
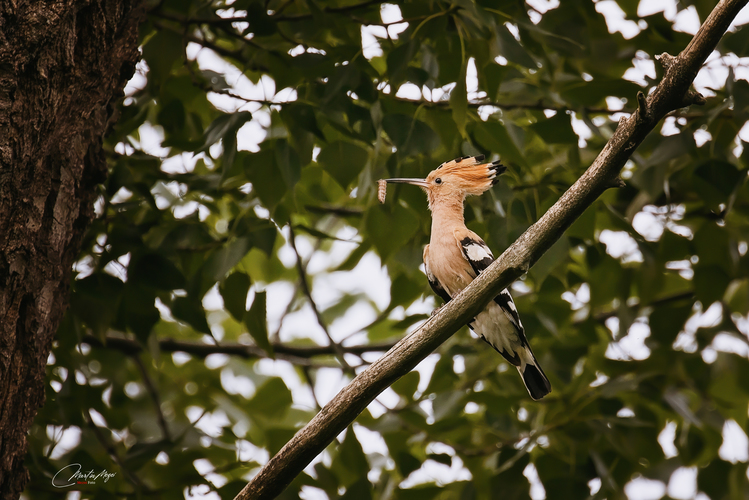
[378,154,505,204]
[427,155,506,196]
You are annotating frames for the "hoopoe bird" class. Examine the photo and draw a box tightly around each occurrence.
[382,155,551,400]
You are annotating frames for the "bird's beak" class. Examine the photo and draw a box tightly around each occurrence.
[384,178,430,188]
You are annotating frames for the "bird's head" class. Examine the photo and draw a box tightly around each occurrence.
[383,155,505,210]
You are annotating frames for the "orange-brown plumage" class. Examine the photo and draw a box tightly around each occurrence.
[380,155,551,400]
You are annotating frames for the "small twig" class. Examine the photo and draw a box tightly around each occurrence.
[301,366,322,410]
[151,19,266,71]
[82,334,395,360]
[273,0,296,16]
[269,287,297,344]
[130,355,172,442]
[84,410,148,492]
[271,0,381,21]
[304,204,364,216]
[390,95,619,114]
[575,291,696,326]
[287,225,354,374]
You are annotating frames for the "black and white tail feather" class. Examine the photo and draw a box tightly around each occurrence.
[459,236,551,400]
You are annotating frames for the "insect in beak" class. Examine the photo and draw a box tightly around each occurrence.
[378,178,430,203]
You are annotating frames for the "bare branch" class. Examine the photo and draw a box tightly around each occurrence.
[235,1,749,498]
[288,225,354,374]
[84,409,149,492]
[304,204,365,216]
[271,0,381,21]
[81,334,395,361]
[130,355,172,442]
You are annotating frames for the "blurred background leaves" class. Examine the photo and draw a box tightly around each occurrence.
[24,0,749,499]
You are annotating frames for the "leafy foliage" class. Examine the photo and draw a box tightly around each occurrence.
[25,0,749,499]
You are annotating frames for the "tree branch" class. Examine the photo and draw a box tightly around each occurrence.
[271,0,381,21]
[287,225,354,373]
[84,409,149,493]
[130,355,172,442]
[81,334,395,361]
[236,1,748,497]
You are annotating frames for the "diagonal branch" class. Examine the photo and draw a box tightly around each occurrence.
[84,409,149,493]
[130,355,172,442]
[235,1,749,498]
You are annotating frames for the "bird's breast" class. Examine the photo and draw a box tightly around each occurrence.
[425,236,475,297]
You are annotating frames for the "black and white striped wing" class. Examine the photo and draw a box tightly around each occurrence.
[459,236,524,334]
[458,235,551,400]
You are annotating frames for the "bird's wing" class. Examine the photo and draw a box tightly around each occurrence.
[457,234,494,276]
[457,233,524,333]
[424,244,452,303]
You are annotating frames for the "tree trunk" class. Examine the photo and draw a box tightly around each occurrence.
[0,1,143,497]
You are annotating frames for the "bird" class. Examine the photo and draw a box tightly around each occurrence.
[382,155,551,400]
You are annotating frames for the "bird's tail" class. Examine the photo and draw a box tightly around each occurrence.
[518,349,551,400]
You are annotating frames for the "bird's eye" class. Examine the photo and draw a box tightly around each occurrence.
[435,178,442,184]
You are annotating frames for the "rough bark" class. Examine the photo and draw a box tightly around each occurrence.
[0,1,143,498]
[236,0,749,498]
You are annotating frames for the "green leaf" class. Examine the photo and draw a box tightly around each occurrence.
[317,141,369,189]
[693,265,732,305]
[203,237,253,283]
[335,428,371,485]
[724,24,749,57]
[495,24,537,69]
[201,111,253,179]
[529,112,578,145]
[391,371,420,400]
[244,291,273,356]
[220,272,251,321]
[427,453,452,466]
[71,274,124,338]
[474,121,527,167]
[382,114,440,156]
[280,103,325,140]
[248,378,291,418]
[649,301,693,344]
[364,204,420,261]
[245,150,287,209]
[692,160,744,211]
[129,253,185,290]
[450,61,468,136]
[120,283,160,343]
[340,479,373,500]
[725,279,749,315]
[142,30,183,82]
[234,215,277,256]
[246,2,276,36]
[123,439,172,471]
[387,40,417,86]
[275,139,301,189]
[529,236,569,285]
[396,451,422,477]
[172,296,211,334]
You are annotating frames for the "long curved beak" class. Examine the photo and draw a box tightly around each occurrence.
[384,178,429,188]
